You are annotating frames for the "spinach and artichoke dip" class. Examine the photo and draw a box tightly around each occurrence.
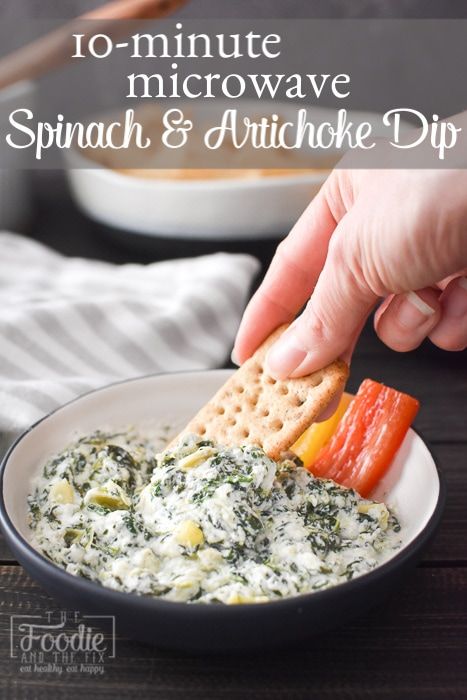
[28,431,402,604]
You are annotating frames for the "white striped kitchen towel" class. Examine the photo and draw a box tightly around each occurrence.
[0,232,260,452]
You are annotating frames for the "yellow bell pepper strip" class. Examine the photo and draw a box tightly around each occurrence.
[291,392,353,468]
[309,379,420,497]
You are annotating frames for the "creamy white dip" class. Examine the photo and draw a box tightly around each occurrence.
[28,431,402,604]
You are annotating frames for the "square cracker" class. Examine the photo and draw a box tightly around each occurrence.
[171,325,349,460]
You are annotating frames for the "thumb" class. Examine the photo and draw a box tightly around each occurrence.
[265,214,378,379]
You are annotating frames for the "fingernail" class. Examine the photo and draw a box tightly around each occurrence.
[398,291,436,328]
[230,348,240,366]
[265,333,307,380]
[444,277,467,318]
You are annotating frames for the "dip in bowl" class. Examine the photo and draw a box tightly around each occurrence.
[27,432,402,605]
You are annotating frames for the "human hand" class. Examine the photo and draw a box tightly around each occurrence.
[233,168,467,380]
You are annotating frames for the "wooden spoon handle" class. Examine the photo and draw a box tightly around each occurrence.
[84,0,187,21]
[0,0,188,92]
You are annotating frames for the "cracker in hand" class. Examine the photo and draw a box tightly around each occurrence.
[173,325,349,460]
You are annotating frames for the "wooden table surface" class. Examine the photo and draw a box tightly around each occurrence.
[0,173,466,700]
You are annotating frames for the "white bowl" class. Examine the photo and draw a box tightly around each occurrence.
[0,371,445,651]
[64,103,390,241]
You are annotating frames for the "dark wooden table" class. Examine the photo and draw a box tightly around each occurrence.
[0,172,466,700]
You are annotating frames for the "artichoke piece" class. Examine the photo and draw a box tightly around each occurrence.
[178,447,215,470]
[49,478,75,505]
[227,593,269,605]
[84,479,131,511]
[64,528,85,547]
[174,519,204,547]
[357,502,389,529]
[64,527,94,548]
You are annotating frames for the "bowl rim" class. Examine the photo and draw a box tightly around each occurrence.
[0,370,447,618]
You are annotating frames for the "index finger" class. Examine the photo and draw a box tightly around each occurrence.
[233,185,338,364]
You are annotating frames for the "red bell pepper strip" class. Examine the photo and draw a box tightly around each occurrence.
[309,379,420,497]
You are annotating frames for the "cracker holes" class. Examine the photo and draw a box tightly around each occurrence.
[234,405,242,413]
[265,376,277,385]
[250,368,261,384]
[241,428,250,439]
[312,377,323,388]
[234,384,245,394]
[278,385,289,395]
[217,406,226,415]
[227,417,237,426]
[261,408,270,418]
[270,419,284,432]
